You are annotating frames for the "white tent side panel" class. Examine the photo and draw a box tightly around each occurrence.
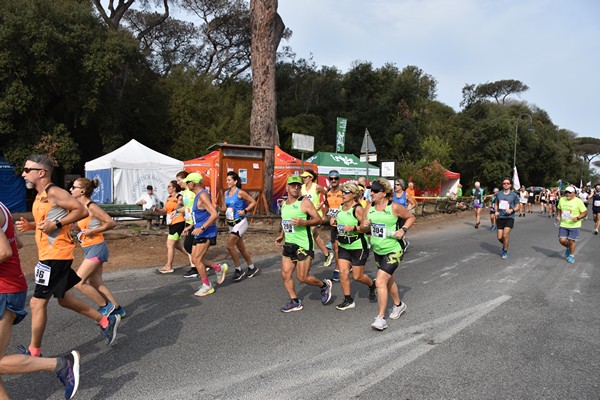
[114,167,182,204]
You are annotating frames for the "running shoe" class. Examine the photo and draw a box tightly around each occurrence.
[389,302,407,320]
[194,284,214,297]
[475,222,480,229]
[281,299,303,313]
[501,249,508,260]
[232,269,246,282]
[16,344,42,357]
[326,241,333,250]
[321,279,333,305]
[216,263,228,284]
[101,314,120,346]
[594,230,599,235]
[564,248,571,258]
[368,280,377,302]
[98,302,115,317]
[182,267,198,278]
[324,252,334,267]
[56,350,80,400]
[331,270,340,282]
[111,306,127,319]
[246,266,260,278]
[371,316,388,331]
[566,255,575,264]
[336,299,355,310]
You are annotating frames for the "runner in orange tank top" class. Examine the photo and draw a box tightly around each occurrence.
[15,155,120,356]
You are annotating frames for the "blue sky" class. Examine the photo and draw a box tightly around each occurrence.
[277,0,600,140]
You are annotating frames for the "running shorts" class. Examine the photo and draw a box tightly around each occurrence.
[338,247,369,266]
[33,260,81,299]
[168,221,186,241]
[192,236,217,246]
[228,218,248,237]
[82,242,109,262]
[281,242,314,262]
[558,227,580,241]
[0,291,27,325]
[496,218,515,230]
[373,251,402,275]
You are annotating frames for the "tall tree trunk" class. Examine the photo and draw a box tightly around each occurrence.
[250,0,284,213]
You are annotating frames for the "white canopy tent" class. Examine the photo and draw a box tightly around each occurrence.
[85,139,184,204]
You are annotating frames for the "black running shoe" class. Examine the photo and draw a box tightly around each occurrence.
[246,267,260,278]
[232,269,246,282]
[182,267,198,278]
[336,299,355,310]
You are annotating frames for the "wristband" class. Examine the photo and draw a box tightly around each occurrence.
[54,220,63,230]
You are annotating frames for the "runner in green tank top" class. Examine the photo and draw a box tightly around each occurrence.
[362,178,415,331]
[176,171,198,277]
[330,183,376,311]
[300,170,333,267]
[276,175,333,313]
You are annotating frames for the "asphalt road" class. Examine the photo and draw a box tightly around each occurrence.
[5,211,599,399]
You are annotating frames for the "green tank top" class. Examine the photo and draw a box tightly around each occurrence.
[302,183,322,216]
[182,189,195,224]
[336,205,365,250]
[367,201,401,255]
[281,197,312,250]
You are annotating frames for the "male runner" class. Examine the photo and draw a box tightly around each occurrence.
[556,186,587,263]
[494,179,520,259]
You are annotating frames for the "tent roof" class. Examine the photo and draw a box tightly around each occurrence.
[184,150,220,168]
[85,139,183,170]
[305,152,380,177]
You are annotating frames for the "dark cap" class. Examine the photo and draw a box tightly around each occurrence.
[146,185,153,190]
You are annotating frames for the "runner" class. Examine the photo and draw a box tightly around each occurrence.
[221,171,258,281]
[363,178,415,331]
[578,187,590,220]
[330,183,376,310]
[556,186,587,263]
[157,180,189,274]
[300,170,333,267]
[527,187,536,213]
[471,182,485,228]
[494,179,520,259]
[182,173,228,296]
[539,187,547,214]
[547,187,559,218]
[175,171,199,278]
[0,201,80,399]
[71,178,125,318]
[592,184,600,235]
[276,175,332,312]
[487,188,499,230]
[518,186,528,217]
[15,155,120,355]
[325,170,344,282]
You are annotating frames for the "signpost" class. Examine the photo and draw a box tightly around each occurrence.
[292,133,315,171]
[360,128,377,181]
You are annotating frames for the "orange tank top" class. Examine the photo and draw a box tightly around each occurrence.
[165,195,185,225]
[76,202,104,247]
[32,185,75,260]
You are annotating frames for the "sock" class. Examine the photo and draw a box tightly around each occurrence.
[54,356,67,373]
[292,298,299,303]
[345,296,353,302]
[114,306,122,312]
[235,266,242,272]
[28,346,42,357]
[202,276,210,286]
[395,302,402,307]
[248,264,255,270]
[321,282,327,289]
[211,263,221,272]
[99,316,109,329]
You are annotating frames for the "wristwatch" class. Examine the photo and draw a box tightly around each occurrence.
[54,220,63,230]
[401,226,408,233]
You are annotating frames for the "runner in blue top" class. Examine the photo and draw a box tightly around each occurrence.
[494,178,520,260]
[182,173,228,297]
[221,171,258,281]
[471,181,485,228]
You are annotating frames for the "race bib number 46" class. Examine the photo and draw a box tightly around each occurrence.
[371,223,386,238]
[34,262,51,286]
[282,219,295,234]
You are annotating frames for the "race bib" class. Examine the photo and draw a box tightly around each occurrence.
[499,200,510,210]
[328,208,339,218]
[370,223,386,238]
[561,211,572,220]
[166,213,173,225]
[281,219,295,234]
[337,224,347,234]
[594,200,600,207]
[34,262,51,286]
[225,207,235,220]
[474,198,481,206]
[184,208,192,221]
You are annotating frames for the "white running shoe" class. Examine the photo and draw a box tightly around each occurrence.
[389,302,407,320]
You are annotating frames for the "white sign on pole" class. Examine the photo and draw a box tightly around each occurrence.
[380,161,395,177]
[292,133,314,153]
[360,154,377,162]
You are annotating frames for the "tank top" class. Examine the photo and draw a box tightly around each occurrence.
[181,189,195,224]
[592,193,600,208]
[392,191,407,207]
[367,201,402,255]
[192,190,217,238]
[326,188,344,218]
[336,204,366,250]
[32,184,75,260]
[76,201,104,247]
[519,191,528,203]
[225,188,246,221]
[301,183,323,216]
[0,202,27,293]
[165,194,185,225]
[280,197,313,250]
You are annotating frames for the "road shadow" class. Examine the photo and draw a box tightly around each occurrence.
[531,245,563,259]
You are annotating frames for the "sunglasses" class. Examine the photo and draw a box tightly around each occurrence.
[342,190,352,195]
[71,185,82,189]
[23,167,45,173]
[329,177,339,181]
[394,183,402,186]
[371,188,382,194]
[503,182,511,185]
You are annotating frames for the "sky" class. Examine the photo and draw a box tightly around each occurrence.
[276,0,600,139]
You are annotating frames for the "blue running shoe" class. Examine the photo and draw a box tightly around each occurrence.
[331,270,340,282]
[111,306,126,318]
[281,299,303,313]
[56,350,80,399]
[501,249,508,260]
[321,279,333,305]
[101,314,121,346]
[564,248,571,258]
[98,302,115,317]
[566,255,575,264]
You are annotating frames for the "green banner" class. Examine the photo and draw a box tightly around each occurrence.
[336,117,347,152]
